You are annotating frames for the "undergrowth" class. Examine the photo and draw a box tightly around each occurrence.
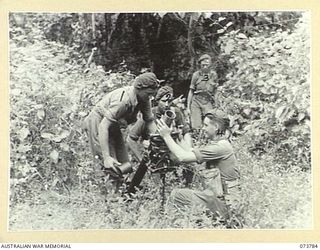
[8,13,312,230]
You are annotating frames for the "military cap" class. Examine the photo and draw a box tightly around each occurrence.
[155,86,173,101]
[134,72,159,89]
[198,54,212,63]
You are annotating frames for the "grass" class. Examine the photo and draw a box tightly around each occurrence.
[234,137,312,229]
[9,138,312,230]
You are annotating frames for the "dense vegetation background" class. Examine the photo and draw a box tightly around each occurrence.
[9,12,311,229]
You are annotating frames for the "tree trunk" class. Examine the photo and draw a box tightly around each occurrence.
[78,13,88,54]
[92,14,96,40]
[188,14,196,73]
[156,18,163,40]
[139,14,152,69]
[104,13,111,49]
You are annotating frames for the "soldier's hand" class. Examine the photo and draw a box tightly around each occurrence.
[156,119,172,138]
[142,140,150,149]
[104,156,121,174]
[172,95,185,105]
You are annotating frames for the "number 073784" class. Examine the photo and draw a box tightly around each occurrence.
[300,244,318,248]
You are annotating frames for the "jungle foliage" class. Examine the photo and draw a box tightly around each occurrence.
[9,12,311,229]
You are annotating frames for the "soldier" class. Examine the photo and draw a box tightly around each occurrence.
[187,54,219,129]
[83,72,159,179]
[157,109,240,221]
[127,85,192,162]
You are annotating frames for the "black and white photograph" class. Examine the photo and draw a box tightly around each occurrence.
[8,11,311,231]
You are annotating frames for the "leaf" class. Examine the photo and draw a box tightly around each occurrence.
[217,29,225,34]
[229,116,237,127]
[51,177,60,188]
[256,80,265,86]
[79,111,87,117]
[270,86,278,94]
[50,150,59,164]
[258,72,268,79]
[243,124,252,131]
[218,17,226,22]
[291,124,304,134]
[60,143,70,151]
[298,112,306,122]
[275,106,288,121]
[53,130,70,142]
[37,109,45,120]
[18,127,30,141]
[225,21,233,27]
[260,87,270,94]
[41,132,54,140]
[17,144,32,153]
[286,109,295,121]
[19,162,32,177]
[275,105,295,124]
[237,33,247,39]
[34,104,44,109]
[224,42,234,54]
[243,108,251,117]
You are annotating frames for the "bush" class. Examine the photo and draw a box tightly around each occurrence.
[217,13,310,169]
